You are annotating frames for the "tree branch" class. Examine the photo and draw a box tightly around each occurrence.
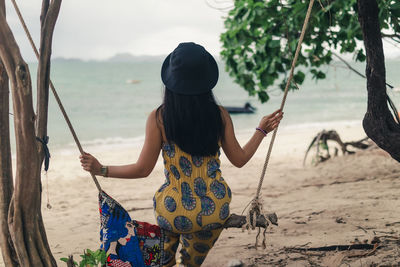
[331,51,366,79]
[223,213,278,229]
[0,6,40,264]
[381,33,400,39]
[34,2,62,264]
[357,0,400,162]
[388,36,400,44]
[0,24,19,266]
[36,0,61,144]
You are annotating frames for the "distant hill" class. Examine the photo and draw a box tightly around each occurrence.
[51,53,166,63]
[106,53,165,63]
[52,57,85,63]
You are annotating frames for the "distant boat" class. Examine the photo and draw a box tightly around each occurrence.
[224,102,256,114]
[126,79,141,84]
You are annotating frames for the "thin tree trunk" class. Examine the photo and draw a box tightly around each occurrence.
[0,59,19,266]
[0,15,41,264]
[36,0,61,140]
[0,0,58,265]
[0,2,19,266]
[35,1,62,264]
[358,0,400,162]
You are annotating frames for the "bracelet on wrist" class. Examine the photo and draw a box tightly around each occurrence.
[256,127,268,137]
[100,165,109,177]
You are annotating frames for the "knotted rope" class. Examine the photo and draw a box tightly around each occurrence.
[243,0,315,248]
[11,0,102,192]
[35,136,50,171]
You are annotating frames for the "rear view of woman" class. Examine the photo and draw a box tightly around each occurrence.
[81,42,283,266]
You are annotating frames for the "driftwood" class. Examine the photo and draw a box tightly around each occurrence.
[287,243,377,252]
[358,0,400,162]
[303,130,372,166]
[0,0,61,265]
[223,213,278,229]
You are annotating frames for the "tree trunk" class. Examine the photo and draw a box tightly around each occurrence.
[358,0,400,162]
[0,59,19,266]
[0,15,42,264]
[37,0,61,140]
[0,2,19,266]
[0,0,60,265]
[35,1,62,264]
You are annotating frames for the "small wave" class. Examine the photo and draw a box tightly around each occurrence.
[234,119,362,137]
[78,136,145,146]
[281,120,362,131]
[51,120,362,155]
[55,135,145,155]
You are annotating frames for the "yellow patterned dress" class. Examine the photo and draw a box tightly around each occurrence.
[153,142,232,267]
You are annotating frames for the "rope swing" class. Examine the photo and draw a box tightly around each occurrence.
[12,0,316,249]
[243,0,315,248]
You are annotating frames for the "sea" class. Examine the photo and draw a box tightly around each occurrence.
[7,58,400,152]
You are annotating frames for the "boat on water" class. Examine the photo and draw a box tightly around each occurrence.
[126,79,141,84]
[224,102,256,114]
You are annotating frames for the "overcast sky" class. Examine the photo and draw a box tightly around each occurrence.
[6,0,229,61]
[5,0,400,62]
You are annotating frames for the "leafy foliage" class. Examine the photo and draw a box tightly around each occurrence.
[60,249,106,267]
[220,0,400,103]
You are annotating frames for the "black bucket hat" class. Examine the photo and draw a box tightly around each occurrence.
[161,42,219,95]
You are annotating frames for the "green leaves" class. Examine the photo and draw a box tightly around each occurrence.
[310,69,326,80]
[220,0,399,103]
[60,249,106,267]
[390,1,400,17]
[293,71,305,84]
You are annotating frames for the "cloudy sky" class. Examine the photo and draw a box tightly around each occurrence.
[6,0,230,61]
[5,0,400,62]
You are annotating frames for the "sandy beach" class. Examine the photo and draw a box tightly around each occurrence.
[1,0,400,265]
[1,123,399,266]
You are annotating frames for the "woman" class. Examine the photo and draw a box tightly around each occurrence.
[80,42,283,267]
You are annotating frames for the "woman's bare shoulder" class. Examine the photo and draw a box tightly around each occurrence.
[149,107,163,124]
[218,105,231,125]
[151,107,167,142]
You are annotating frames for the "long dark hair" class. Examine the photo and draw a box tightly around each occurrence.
[156,88,223,156]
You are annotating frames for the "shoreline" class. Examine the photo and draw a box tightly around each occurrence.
[25,118,365,157]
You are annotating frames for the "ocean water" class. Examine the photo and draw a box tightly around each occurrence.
[8,59,400,151]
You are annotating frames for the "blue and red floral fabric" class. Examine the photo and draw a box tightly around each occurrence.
[99,191,165,267]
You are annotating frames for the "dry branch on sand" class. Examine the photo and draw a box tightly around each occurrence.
[224,213,278,229]
[303,130,373,166]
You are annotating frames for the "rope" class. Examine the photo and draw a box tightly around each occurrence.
[45,171,52,209]
[11,0,102,192]
[243,0,315,248]
[35,136,50,171]
[255,0,315,199]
